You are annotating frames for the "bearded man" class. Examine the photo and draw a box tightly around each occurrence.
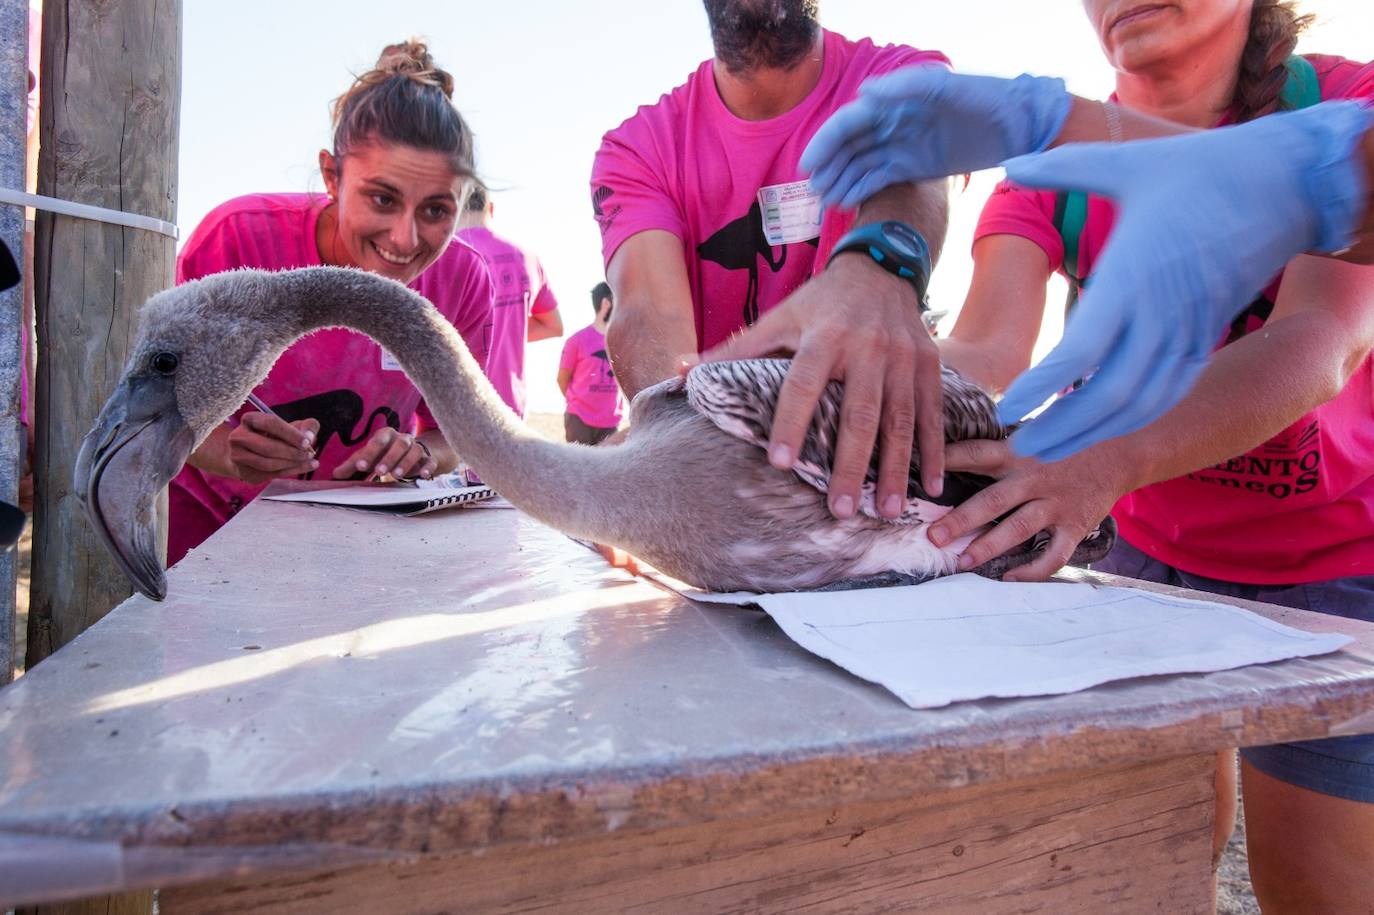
[591,1,954,520]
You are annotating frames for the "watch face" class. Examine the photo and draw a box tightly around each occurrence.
[882,222,921,258]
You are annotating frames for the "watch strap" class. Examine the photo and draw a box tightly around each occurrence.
[826,220,931,310]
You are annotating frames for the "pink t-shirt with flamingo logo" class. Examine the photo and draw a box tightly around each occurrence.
[973,54,1374,585]
[559,325,624,430]
[591,30,948,353]
[168,192,495,564]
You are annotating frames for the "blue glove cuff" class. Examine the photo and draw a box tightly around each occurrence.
[1297,101,1374,253]
[1010,74,1073,154]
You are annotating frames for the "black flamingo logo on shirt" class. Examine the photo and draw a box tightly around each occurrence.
[592,185,620,234]
[592,349,615,382]
[592,186,613,217]
[267,389,400,479]
[696,201,819,327]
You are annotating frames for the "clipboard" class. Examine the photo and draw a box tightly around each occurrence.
[262,481,499,516]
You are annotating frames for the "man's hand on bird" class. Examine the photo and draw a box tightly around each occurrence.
[802,68,1071,208]
[694,251,945,519]
[226,411,318,484]
[926,438,1130,582]
[333,427,436,481]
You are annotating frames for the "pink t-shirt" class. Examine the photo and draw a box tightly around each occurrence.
[169,192,495,564]
[559,325,624,429]
[591,30,948,352]
[456,226,558,417]
[973,54,1374,585]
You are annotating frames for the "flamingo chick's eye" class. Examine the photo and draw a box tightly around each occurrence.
[150,352,179,375]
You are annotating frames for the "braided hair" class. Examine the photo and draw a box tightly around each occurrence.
[1230,0,1315,123]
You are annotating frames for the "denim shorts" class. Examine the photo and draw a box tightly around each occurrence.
[1094,538,1374,803]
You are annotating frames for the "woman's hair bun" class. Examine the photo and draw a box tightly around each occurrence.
[371,39,455,100]
[329,39,475,180]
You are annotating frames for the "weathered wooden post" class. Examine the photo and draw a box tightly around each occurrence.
[26,1,181,662]
[0,0,27,686]
[20,2,179,912]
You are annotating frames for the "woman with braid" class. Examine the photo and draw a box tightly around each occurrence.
[794,2,1374,910]
[169,41,494,564]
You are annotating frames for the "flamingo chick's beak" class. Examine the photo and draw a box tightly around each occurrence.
[74,374,195,601]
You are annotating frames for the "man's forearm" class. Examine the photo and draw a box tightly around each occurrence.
[606,307,696,400]
[852,180,950,265]
[605,230,699,399]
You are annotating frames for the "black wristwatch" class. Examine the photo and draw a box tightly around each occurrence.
[826,220,932,312]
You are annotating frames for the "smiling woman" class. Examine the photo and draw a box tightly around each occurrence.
[166,40,496,566]
[315,42,476,283]
[316,144,468,281]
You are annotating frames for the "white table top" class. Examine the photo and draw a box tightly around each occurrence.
[2,491,1372,901]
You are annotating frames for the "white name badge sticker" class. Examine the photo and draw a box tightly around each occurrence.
[757,180,822,246]
[380,347,403,372]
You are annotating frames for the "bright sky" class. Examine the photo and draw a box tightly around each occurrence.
[179,1,1373,415]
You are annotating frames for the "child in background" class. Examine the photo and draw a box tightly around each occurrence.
[558,283,623,445]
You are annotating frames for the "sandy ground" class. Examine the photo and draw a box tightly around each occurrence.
[1219,808,1260,914]
[5,423,1260,908]
[525,411,568,442]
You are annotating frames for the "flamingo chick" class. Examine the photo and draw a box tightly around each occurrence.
[74,266,1113,600]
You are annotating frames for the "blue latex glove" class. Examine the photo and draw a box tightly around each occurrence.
[998,101,1374,462]
[802,68,1072,209]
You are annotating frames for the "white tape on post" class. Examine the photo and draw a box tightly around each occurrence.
[0,187,178,239]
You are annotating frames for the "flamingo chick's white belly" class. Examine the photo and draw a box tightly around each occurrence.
[726,498,984,585]
[825,503,982,579]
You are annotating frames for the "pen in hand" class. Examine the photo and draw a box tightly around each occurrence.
[244,392,317,457]
[245,392,280,420]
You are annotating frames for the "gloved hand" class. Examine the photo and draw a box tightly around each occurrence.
[802,68,1072,209]
[998,101,1374,462]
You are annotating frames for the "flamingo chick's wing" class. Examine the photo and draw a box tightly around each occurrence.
[684,359,1006,525]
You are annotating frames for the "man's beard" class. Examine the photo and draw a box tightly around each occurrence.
[703,0,820,73]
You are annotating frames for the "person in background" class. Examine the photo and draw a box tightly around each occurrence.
[803,3,1374,910]
[456,182,563,417]
[592,0,952,522]
[558,282,624,445]
[169,41,494,565]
